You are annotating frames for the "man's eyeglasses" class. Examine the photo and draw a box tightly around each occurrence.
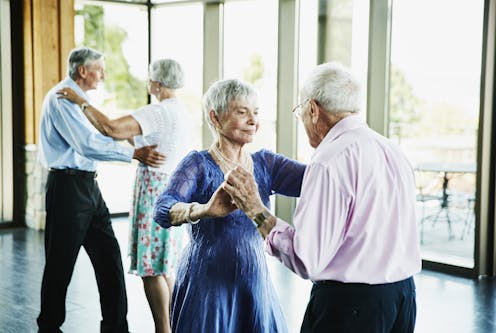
[292,98,310,119]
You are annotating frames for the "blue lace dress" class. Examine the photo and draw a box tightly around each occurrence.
[154,149,306,333]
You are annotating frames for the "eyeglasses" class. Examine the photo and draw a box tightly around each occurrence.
[291,98,310,119]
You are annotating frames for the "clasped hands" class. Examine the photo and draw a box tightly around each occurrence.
[206,166,266,221]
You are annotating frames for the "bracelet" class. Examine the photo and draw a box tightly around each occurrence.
[185,203,200,224]
[251,209,272,228]
[80,102,90,112]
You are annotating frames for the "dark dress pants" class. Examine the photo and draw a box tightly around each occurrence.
[37,171,128,333]
[301,277,416,333]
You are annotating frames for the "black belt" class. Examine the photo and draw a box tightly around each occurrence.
[313,280,344,286]
[313,277,413,287]
[49,168,97,179]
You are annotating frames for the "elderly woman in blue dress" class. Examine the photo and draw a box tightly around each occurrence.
[153,78,306,333]
[57,58,190,333]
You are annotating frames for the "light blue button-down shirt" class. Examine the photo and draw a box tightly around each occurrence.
[38,77,134,171]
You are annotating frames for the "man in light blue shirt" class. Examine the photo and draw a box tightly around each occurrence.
[37,47,165,333]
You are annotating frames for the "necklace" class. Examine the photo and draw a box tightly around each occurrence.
[210,143,253,174]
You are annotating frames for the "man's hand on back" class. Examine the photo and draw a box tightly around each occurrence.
[133,145,166,167]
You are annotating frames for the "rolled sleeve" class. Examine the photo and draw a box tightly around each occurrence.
[153,194,180,229]
[265,218,309,279]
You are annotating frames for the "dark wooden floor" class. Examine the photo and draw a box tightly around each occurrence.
[1,219,495,333]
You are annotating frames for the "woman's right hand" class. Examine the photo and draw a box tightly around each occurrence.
[204,184,238,218]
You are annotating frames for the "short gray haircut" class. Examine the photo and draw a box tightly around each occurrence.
[67,47,104,80]
[149,59,184,89]
[203,79,257,135]
[300,62,361,114]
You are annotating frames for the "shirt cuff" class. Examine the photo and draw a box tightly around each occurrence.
[265,218,294,256]
[122,145,134,163]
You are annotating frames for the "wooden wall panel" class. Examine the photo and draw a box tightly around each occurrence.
[23,0,74,144]
[32,0,59,144]
[59,0,75,79]
[22,0,34,144]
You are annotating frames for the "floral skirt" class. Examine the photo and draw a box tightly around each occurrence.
[128,167,186,277]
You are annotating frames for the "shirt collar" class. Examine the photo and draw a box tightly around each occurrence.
[61,76,90,102]
[319,113,368,147]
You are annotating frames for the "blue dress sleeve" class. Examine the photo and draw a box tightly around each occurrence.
[153,151,203,228]
[258,150,306,197]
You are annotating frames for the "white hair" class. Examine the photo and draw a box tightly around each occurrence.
[67,47,104,80]
[202,78,257,135]
[149,59,184,89]
[300,62,361,114]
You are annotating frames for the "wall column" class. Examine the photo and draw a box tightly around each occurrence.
[22,0,74,229]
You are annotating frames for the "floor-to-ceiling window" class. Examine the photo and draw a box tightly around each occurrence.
[0,0,13,224]
[74,0,204,214]
[297,0,369,163]
[66,0,495,276]
[223,0,278,153]
[151,2,203,151]
[75,1,149,213]
[388,0,484,268]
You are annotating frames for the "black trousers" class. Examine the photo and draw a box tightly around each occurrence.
[301,277,416,333]
[37,170,128,333]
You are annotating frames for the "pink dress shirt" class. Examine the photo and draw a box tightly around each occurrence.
[266,115,421,284]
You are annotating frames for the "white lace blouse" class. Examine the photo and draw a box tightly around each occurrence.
[131,97,192,174]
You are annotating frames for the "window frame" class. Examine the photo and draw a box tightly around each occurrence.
[64,0,496,277]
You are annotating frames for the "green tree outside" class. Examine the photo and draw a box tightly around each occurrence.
[388,64,420,143]
[243,54,264,84]
[76,5,147,111]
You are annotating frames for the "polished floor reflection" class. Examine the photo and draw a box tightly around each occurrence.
[0,219,494,333]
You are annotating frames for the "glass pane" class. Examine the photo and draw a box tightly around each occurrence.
[151,3,203,151]
[75,1,149,213]
[297,0,369,163]
[296,1,318,163]
[389,0,484,268]
[0,0,13,223]
[223,0,278,153]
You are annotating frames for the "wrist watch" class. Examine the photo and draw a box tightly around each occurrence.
[251,209,272,228]
[80,102,89,112]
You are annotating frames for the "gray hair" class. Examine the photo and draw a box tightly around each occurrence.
[300,62,361,114]
[202,78,257,135]
[67,47,104,80]
[149,59,184,89]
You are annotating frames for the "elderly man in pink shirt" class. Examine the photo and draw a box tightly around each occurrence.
[223,62,421,333]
